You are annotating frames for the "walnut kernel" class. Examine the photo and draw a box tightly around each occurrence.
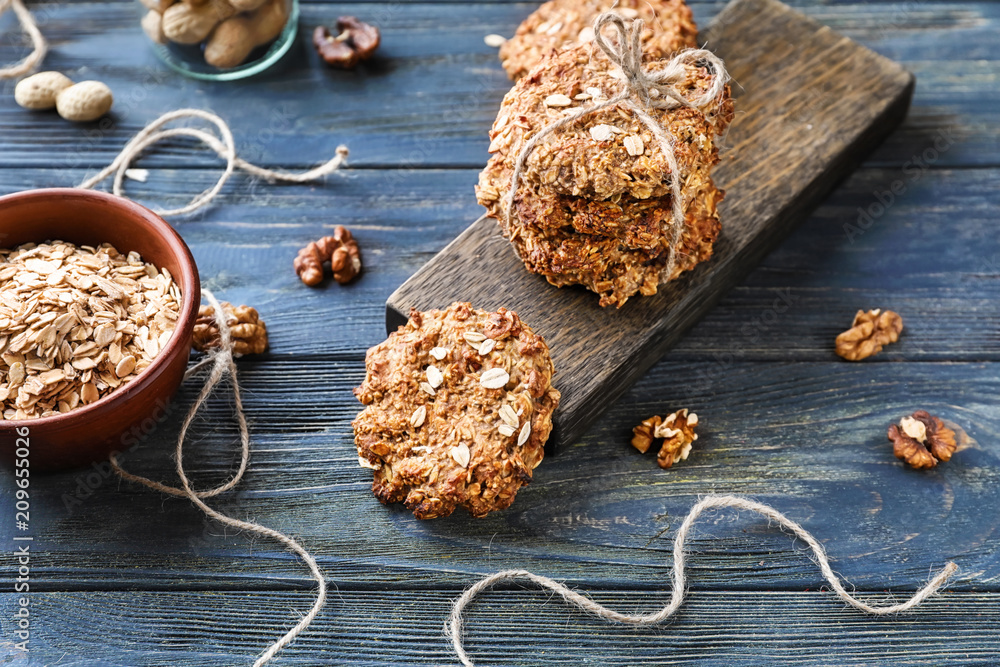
[294,226,362,286]
[835,308,903,361]
[887,410,957,469]
[630,415,661,454]
[655,408,698,469]
[631,409,699,468]
[193,302,268,356]
[313,17,380,69]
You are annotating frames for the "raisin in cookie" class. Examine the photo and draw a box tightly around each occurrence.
[353,302,560,519]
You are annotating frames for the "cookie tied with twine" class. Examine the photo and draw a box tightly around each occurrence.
[505,12,728,281]
[477,12,733,306]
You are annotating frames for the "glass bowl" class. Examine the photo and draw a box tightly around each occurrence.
[139,0,299,81]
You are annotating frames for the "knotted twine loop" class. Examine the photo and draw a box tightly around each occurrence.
[78,108,349,217]
[504,12,729,284]
[448,494,959,667]
[110,289,326,667]
[0,0,46,79]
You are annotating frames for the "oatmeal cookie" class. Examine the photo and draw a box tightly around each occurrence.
[499,0,699,81]
[353,303,561,519]
[515,191,671,250]
[483,41,734,202]
[482,163,716,250]
[507,179,723,307]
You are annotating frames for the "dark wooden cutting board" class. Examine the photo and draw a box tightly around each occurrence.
[386,0,914,450]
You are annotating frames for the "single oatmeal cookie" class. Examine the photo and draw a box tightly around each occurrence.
[499,0,699,81]
[352,303,561,519]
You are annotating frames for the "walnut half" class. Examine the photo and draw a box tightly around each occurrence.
[888,410,957,469]
[835,308,903,361]
[294,226,362,286]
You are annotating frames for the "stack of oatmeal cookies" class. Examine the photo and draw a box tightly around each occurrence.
[477,0,734,307]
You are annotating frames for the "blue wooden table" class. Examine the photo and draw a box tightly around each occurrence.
[1,1,999,664]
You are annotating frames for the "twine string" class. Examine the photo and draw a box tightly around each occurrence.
[0,0,46,79]
[592,13,728,110]
[448,494,959,667]
[504,12,729,285]
[110,289,326,667]
[78,108,349,217]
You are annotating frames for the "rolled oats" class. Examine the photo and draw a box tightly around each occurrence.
[517,421,531,447]
[426,365,444,388]
[0,241,181,420]
[410,405,427,428]
[480,367,509,389]
[623,134,645,156]
[499,403,519,429]
[544,94,573,108]
[450,443,471,468]
[589,124,617,141]
[463,331,487,345]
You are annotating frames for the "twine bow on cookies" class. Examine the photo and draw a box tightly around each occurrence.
[504,12,730,284]
[592,12,728,111]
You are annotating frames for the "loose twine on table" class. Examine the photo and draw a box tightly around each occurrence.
[77,108,350,217]
[448,494,959,667]
[503,12,729,283]
[0,0,46,79]
[110,289,326,667]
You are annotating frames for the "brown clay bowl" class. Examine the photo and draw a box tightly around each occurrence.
[0,188,200,471]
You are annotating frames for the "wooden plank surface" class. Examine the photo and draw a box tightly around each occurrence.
[0,0,998,665]
[0,166,995,363]
[4,359,997,591]
[0,3,999,170]
[3,590,999,666]
[388,0,915,448]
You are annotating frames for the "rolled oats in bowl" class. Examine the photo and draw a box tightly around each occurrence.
[0,240,182,420]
